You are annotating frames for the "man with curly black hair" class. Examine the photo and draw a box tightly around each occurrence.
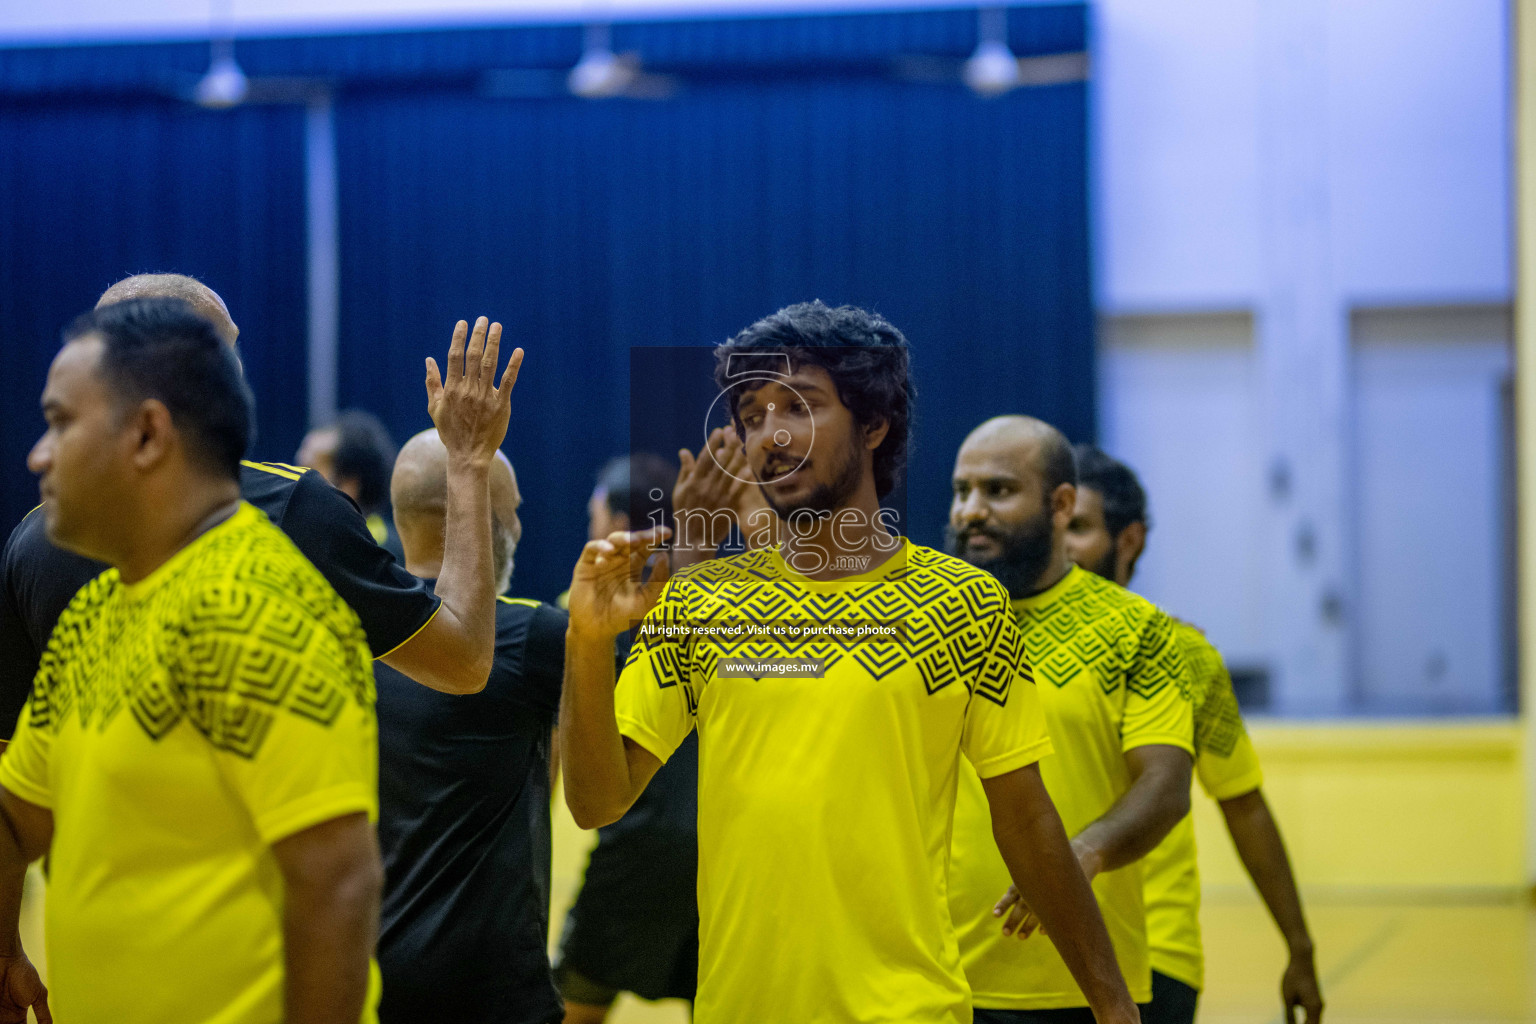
[558,301,1141,1024]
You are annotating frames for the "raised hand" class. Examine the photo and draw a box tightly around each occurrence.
[674,427,776,556]
[674,427,751,553]
[425,316,523,467]
[567,528,672,639]
[0,952,49,1024]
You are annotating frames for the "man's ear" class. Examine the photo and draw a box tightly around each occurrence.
[1116,520,1148,581]
[128,399,174,471]
[1051,482,1077,522]
[863,416,890,451]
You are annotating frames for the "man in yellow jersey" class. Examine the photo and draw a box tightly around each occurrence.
[1,273,518,774]
[945,416,1196,1024]
[1065,446,1322,1024]
[560,302,1139,1024]
[0,295,518,1024]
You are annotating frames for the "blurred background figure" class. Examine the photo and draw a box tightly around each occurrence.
[1066,446,1322,1024]
[298,409,405,560]
[555,453,700,1024]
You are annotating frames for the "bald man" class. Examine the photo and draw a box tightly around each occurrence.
[96,272,240,345]
[0,273,513,741]
[944,416,1195,1023]
[375,430,567,1024]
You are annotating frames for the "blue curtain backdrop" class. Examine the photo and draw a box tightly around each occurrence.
[0,101,308,537]
[0,4,1089,603]
[333,11,1090,601]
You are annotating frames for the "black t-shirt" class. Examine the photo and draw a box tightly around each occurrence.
[0,461,440,738]
[377,591,567,1024]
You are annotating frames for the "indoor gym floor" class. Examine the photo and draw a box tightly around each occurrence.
[9,804,1533,1024]
[545,797,1536,1024]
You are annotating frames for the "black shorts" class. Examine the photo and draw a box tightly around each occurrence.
[554,736,699,1004]
[554,849,698,1004]
[1141,971,1200,1024]
[974,999,1159,1024]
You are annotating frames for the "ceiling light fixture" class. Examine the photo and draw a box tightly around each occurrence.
[194,37,248,108]
[964,6,1021,97]
[568,23,638,99]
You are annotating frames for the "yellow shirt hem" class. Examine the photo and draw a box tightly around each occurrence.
[0,757,49,810]
[616,715,677,766]
[255,783,377,845]
[1122,731,1195,757]
[973,976,1153,1010]
[971,735,1054,779]
[1205,766,1263,802]
[1149,949,1203,991]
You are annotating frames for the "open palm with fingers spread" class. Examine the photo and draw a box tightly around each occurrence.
[567,528,673,640]
[425,315,523,467]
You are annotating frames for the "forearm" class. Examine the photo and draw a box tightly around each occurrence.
[559,629,640,828]
[1221,789,1313,955]
[0,837,28,958]
[996,807,1134,1019]
[283,868,380,1024]
[1075,751,1190,874]
[427,457,496,692]
[984,767,1137,1022]
[0,792,45,957]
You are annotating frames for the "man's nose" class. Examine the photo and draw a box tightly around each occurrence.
[954,489,988,525]
[26,435,51,476]
[758,406,798,452]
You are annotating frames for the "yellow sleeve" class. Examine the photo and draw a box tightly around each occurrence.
[0,692,53,810]
[614,577,697,765]
[1121,609,1195,755]
[1177,624,1263,800]
[960,582,1053,778]
[179,587,378,845]
[1193,674,1263,800]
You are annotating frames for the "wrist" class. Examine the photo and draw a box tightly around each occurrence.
[567,622,620,647]
[445,451,495,474]
[1288,937,1316,959]
[0,931,22,958]
[1070,836,1104,879]
[1088,994,1140,1024]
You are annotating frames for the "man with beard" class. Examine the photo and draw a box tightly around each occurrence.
[1066,446,1322,1024]
[559,302,1139,1024]
[945,415,1195,1023]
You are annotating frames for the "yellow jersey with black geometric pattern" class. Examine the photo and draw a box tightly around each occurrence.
[0,502,380,1024]
[948,565,1194,1009]
[1142,619,1263,990]
[614,539,1052,1024]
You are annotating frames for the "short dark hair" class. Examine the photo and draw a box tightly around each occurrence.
[713,300,914,498]
[67,298,253,479]
[1072,444,1148,538]
[332,410,397,513]
[597,452,675,532]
